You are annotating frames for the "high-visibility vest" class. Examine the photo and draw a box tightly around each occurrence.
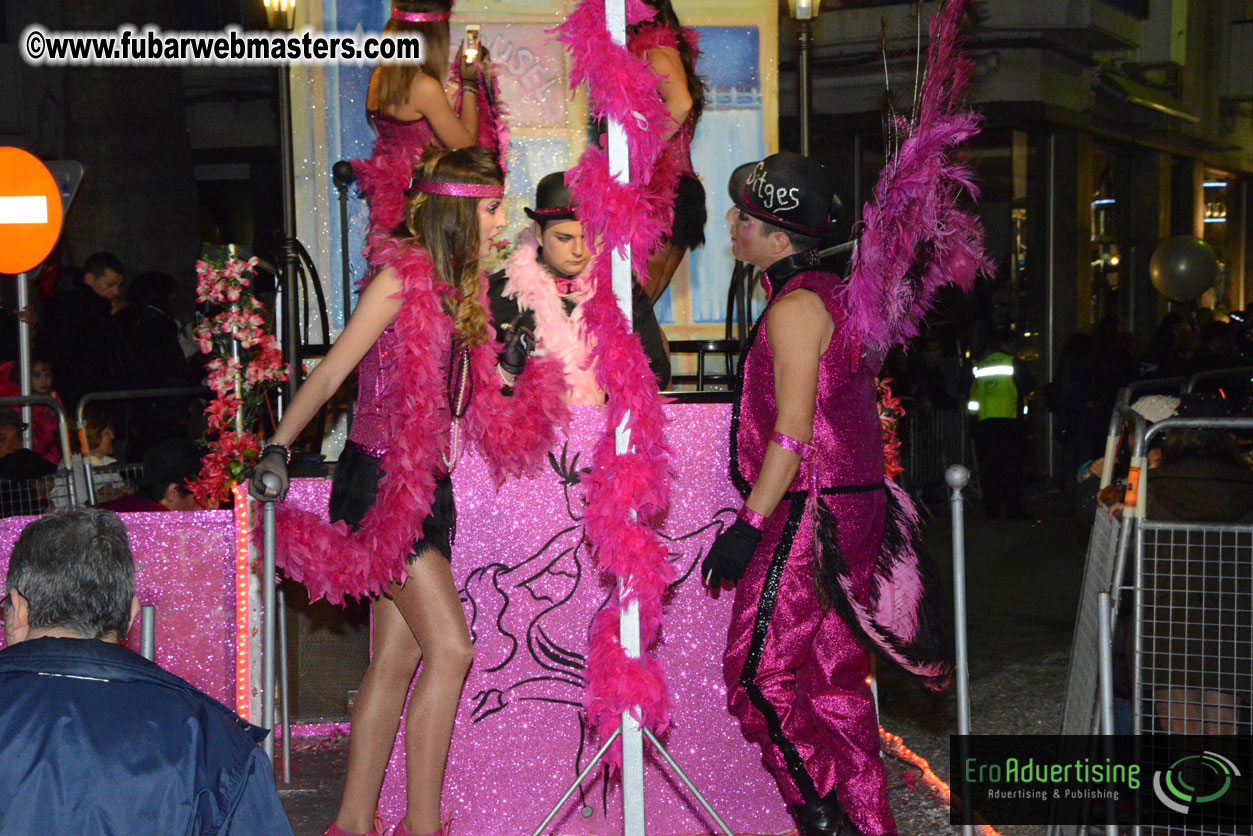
[968,351,1020,421]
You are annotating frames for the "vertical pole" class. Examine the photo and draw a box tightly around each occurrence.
[140,605,156,661]
[945,464,973,836]
[798,19,812,156]
[277,63,301,399]
[606,1,643,832]
[278,586,292,784]
[1096,591,1119,835]
[262,493,277,762]
[16,273,32,448]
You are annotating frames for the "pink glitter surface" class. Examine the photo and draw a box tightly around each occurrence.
[0,510,238,705]
[373,403,791,835]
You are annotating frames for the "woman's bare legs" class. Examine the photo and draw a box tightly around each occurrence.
[645,241,687,305]
[394,551,473,834]
[332,548,472,835]
[334,591,423,834]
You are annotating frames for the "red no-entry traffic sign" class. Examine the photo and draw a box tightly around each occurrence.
[0,147,64,275]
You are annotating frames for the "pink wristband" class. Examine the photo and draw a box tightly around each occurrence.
[737,505,767,531]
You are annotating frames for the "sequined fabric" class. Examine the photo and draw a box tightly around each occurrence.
[346,324,408,457]
[725,266,895,835]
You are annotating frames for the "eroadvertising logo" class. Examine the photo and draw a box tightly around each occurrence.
[1152,750,1241,815]
[951,735,1251,827]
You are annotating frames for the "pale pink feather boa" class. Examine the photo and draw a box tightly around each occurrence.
[271,240,568,605]
[501,230,603,405]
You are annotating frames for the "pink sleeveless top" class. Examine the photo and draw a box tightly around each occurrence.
[733,268,884,494]
[346,324,404,458]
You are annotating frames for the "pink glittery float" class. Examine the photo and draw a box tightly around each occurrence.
[0,510,239,705]
[374,404,791,835]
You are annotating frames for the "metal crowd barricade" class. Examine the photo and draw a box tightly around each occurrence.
[902,406,973,513]
[76,387,208,504]
[0,395,77,516]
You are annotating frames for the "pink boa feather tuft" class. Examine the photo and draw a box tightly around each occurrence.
[270,240,565,605]
[840,0,992,353]
[556,0,683,764]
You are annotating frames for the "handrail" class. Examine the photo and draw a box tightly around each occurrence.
[0,395,76,504]
[76,387,210,504]
[1184,365,1253,394]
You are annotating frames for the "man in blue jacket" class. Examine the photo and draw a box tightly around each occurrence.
[0,508,293,836]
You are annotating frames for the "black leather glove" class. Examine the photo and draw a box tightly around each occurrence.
[500,314,535,377]
[248,446,290,502]
[701,518,762,588]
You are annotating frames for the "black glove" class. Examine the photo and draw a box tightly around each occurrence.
[500,314,535,377]
[248,446,290,502]
[701,519,762,588]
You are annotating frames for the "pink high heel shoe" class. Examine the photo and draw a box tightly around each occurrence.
[322,820,383,836]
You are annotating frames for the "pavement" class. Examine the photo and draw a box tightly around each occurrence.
[276,481,1091,836]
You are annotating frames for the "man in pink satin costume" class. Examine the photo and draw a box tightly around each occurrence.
[702,153,952,836]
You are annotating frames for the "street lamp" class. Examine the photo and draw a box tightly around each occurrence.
[787,0,822,156]
[263,0,301,405]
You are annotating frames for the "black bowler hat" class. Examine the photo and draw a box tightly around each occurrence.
[524,171,578,223]
[727,152,841,237]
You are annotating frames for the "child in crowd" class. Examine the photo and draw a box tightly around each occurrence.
[30,359,65,466]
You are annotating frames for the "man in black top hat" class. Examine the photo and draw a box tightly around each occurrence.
[487,171,670,398]
[701,153,948,836]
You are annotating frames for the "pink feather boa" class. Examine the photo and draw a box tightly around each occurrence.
[556,0,682,765]
[501,229,603,405]
[840,0,992,353]
[271,242,567,605]
[351,59,511,271]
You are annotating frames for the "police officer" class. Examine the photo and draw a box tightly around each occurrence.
[969,328,1034,518]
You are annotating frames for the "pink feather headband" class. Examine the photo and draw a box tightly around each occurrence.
[415,180,504,198]
[391,9,451,22]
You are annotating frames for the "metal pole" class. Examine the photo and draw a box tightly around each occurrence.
[277,63,301,398]
[260,481,279,762]
[1096,591,1119,835]
[945,464,974,836]
[641,728,734,836]
[139,605,156,661]
[278,586,292,784]
[16,272,32,448]
[333,161,356,326]
[529,727,622,836]
[798,19,812,156]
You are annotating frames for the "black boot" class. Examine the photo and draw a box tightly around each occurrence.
[790,789,860,836]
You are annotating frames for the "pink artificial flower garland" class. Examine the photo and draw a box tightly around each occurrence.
[555,0,683,763]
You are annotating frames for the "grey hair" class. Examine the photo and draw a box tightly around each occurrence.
[5,508,134,639]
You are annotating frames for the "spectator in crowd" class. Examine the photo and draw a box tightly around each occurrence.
[1138,312,1190,380]
[0,509,293,835]
[98,438,204,513]
[29,358,65,466]
[969,328,1034,518]
[37,251,132,412]
[0,409,56,518]
[66,408,128,505]
[116,271,196,458]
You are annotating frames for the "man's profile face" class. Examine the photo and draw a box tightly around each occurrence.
[84,268,124,301]
[538,220,591,279]
[726,207,774,269]
[0,425,21,457]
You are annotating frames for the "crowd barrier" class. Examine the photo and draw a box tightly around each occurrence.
[1051,371,1253,836]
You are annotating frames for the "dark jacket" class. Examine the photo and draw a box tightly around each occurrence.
[37,283,131,410]
[0,637,293,836]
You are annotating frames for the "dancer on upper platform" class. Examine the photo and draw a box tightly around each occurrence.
[487,170,670,399]
[250,147,567,836]
[352,0,506,271]
[627,0,706,305]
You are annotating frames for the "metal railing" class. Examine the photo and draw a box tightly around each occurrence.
[76,387,208,504]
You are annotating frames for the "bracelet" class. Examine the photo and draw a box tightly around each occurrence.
[461,81,479,92]
[737,504,767,531]
[261,442,291,464]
